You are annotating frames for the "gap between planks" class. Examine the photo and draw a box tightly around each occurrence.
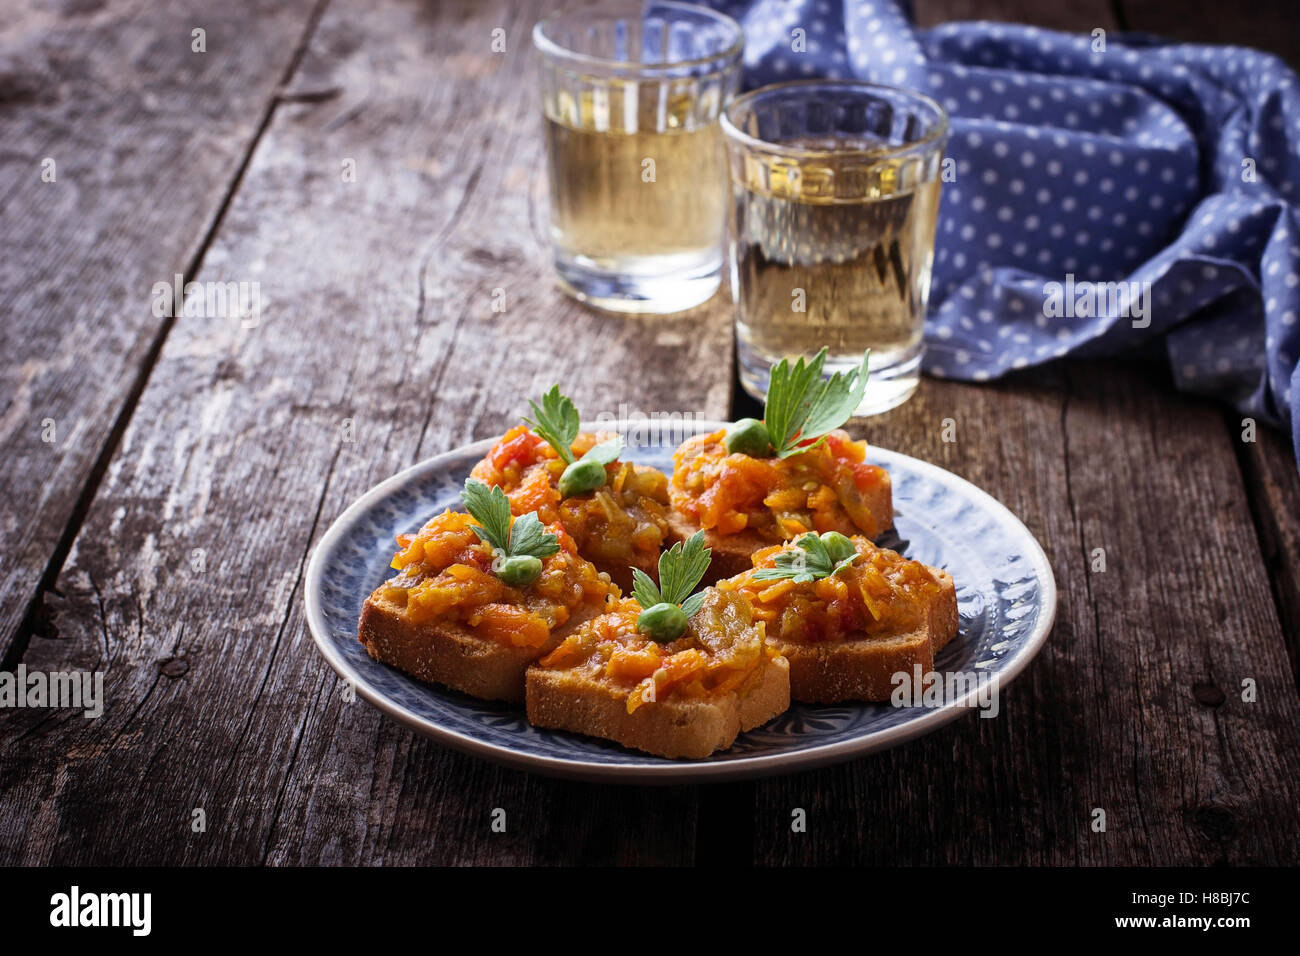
[0,0,334,675]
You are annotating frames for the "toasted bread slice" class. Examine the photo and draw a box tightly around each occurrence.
[525,590,791,758]
[526,653,789,759]
[358,591,611,704]
[718,538,958,703]
[774,569,957,702]
[356,507,618,704]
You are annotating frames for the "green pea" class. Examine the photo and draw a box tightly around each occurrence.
[725,418,772,457]
[558,458,607,498]
[820,531,857,565]
[497,554,542,587]
[637,602,689,642]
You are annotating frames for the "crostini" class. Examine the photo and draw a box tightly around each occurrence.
[670,349,893,582]
[358,479,618,703]
[525,532,790,758]
[470,385,672,592]
[714,531,957,703]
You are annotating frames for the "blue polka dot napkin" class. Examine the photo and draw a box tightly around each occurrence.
[709,0,1300,466]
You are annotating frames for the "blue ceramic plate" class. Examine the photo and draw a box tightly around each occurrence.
[305,420,1056,783]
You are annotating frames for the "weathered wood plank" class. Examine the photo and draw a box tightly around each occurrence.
[1118,0,1300,69]
[0,0,730,865]
[913,0,1108,31]
[1235,424,1300,691]
[0,0,323,663]
[1120,0,1300,686]
[4,0,1297,869]
[748,363,1300,864]
[766,0,1299,869]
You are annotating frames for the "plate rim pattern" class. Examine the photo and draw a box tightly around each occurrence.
[304,420,1057,783]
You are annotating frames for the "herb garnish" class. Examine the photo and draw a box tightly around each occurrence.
[630,531,712,642]
[461,478,559,587]
[751,531,859,584]
[523,385,623,497]
[725,348,870,459]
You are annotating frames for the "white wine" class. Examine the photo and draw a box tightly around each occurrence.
[533,1,743,313]
[544,91,726,278]
[730,139,941,411]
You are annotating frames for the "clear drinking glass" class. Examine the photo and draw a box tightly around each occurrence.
[533,2,743,314]
[721,81,949,414]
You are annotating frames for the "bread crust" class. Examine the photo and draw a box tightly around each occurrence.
[357,592,609,704]
[525,655,790,759]
[664,511,771,584]
[599,557,651,596]
[772,568,959,703]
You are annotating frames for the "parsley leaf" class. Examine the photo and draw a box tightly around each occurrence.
[580,436,624,467]
[763,348,871,459]
[506,511,561,561]
[656,530,712,607]
[523,385,580,464]
[461,478,559,560]
[461,478,512,552]
[628,531,713,616]
[751,531,860,583]
[679,592,706,619]
[630,568,662,610]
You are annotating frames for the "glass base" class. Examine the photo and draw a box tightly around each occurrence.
[738,341,922,417]
[554,254,722,315]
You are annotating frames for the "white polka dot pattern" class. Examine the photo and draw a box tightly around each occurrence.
[709,0,1300,466]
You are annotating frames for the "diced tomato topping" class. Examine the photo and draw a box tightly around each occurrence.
[605,645,663,682]
[489,426,544,471]
[454,546,493,573]
[824,430,865,463]
[671,428,885,542]
[718,535,943,644]
[508,465,560,516]
[469,603,551,648]
[551,523,578,555]
[852,462,885,492]
[659,649,707,687]
[382,507,614,647]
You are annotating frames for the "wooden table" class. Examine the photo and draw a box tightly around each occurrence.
[2,0,1297,866]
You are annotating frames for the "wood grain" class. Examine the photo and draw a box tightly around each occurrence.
[0,0,729,866]
[1235,424,1300,691]
[0,0,1297,869]
[914,0,1110,32]
[0,0,322,664]
[747,363,1300,864]
[1113,0,1300,691]
[733,0,1300,867]
[1118,0,1300,70]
